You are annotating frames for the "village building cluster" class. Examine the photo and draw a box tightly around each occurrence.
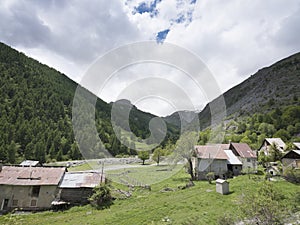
[192,138,300,180]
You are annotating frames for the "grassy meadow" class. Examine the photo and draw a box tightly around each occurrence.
[0,166,299,225]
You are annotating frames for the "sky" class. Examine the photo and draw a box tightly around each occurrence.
[1,0,300,116]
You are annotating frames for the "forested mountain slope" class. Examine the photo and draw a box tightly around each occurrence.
[0,42,178,163]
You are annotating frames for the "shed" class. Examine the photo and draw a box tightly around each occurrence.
[216,179,229,195]
[58,171,104,205]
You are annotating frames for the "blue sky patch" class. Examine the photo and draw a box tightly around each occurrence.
[133,0,162,17]
[156,29,170,43]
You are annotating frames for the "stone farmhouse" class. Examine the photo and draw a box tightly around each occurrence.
[0,165,104,213]
[0,165,66,213]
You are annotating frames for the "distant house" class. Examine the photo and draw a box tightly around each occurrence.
[293,142,300,150]
[194,145,229,180]
[281,150,300,170]
[229,143,257,170]
[259,138,286,155]
[20,160,41,167]
[266,164,280,176]
[0,166,65,212]
[58,171,104,205]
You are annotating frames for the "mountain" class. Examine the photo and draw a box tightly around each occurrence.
[165,52,300,129]
[0,42,178,164]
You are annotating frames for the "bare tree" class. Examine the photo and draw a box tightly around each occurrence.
[170,132,198,180]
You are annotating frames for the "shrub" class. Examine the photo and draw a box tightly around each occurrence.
[206,172,215,184]
[89,183,113,209]
[239,182,288,224]
[283,168,300,184]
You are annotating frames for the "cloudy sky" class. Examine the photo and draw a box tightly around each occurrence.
[1,0,300,116]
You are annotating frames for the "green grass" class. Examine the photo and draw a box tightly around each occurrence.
[0,171,298,225]
[68,161,99,171]
[106,164,183,185]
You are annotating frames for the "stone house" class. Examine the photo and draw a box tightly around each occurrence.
[0,165,65,212]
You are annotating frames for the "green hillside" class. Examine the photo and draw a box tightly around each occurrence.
[0,42,179,164]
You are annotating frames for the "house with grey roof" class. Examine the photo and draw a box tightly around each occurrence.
[57,171,105,205]
[259,138,286,156]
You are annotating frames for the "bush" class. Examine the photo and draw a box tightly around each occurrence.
[89,183,113,209]
[283,168,300,184]
[239,182,288,224]
[206,172,215,184]
[256,169,264,175]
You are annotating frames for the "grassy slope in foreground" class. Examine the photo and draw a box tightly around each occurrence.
[0,169,299,225]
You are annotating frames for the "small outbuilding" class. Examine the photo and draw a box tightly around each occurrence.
[216,179,229,195]
[58,171,104,205]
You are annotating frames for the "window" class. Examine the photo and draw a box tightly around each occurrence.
[30,199,37,207]
[12,199,18,206]
[247,158,251,162]
[32,186,40,197]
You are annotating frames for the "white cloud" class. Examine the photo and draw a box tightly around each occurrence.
[1,0,300,116]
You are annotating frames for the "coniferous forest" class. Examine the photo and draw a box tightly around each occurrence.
[0,42,178,164]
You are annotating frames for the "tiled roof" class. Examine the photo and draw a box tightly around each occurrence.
[194,145,228,160]
[230,143,256,158]
[0,166,66,186]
